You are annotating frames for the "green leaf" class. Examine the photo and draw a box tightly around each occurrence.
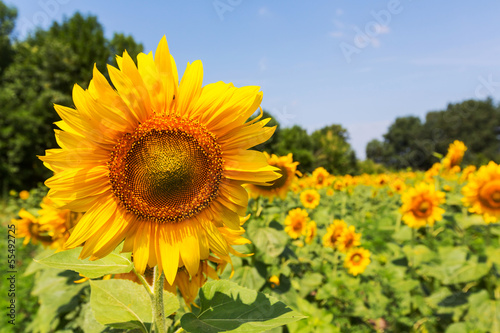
[230,265,266,291]
[180,280,306,333]
[252,227,288,258]
[34,247,133,278]
[90,279,179,332]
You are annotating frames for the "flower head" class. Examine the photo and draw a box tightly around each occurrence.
[300,189,320,209]
[442,140,467,170]
[322,219,347,248]
[462,161,500,223]
[305,221,317,245]
[39,37,279,284]
[400,182,445,229]
[336,225,361,253]
[284,208,309,239]
[344,247,371,276]
[247,153,299,201]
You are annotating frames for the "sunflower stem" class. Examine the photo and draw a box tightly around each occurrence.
[152,267,167,333]
[133,268,153,297]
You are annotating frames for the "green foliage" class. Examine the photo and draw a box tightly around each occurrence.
[253,111,359,175]
[180,280,306,332]
[0,1,16,75]
[368,99,500,170]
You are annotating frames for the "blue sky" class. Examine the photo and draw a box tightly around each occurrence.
[8,0,500,158]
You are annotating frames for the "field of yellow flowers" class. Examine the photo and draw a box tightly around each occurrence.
[3,140,499,333]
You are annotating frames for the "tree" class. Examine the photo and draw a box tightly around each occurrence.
[311,124,357,174]
[275,125,315,173]
[0,1,17,76]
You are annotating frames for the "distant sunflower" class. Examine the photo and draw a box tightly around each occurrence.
[462,161,500,223]
[19,190,30,200]
[304,221,317,244]
[322,219,347,249]
[312,167,330,189]
[14,209,53,247]
[442,140,467,170]
[284,208,309,239]
[390,178,406,194]
[247,153,300,201]
[336,225,361,253]
[38,197,84,249]
[300,189,320,209]
[40,37,279,284]
[344,247,371,276]
[400,183,445,229]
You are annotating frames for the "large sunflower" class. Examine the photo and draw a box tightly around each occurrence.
[40,37,279,284]
[400,182,445,229]
[247,152,299,201]
[462,161,500,223]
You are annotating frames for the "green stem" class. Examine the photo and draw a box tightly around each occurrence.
[486,224,492,247]
[395,213,401,233]
[341,192,347,219]
[133,268,153,297]
[152,267,166,333]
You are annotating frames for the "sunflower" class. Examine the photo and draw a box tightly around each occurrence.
[312,167,330,189]
[38,197,84,249]
[336,225,361,253]
[300,189,320,209]
[462,161,500,223]
[322,219,347,249]
[19,190,30,200]
[305,221,317,245]
[39,37,279,284]
[247,153,299,201]
[442,140,467,170]
[344,247,371,276]
[269,275,280,288]
[284,208,309,239]
[460,165,477,183]
[400,182,445,229]
[390,178,406,194]
[374,174,390,187]
[13,209,53,246]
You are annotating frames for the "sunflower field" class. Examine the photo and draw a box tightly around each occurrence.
[3,122,500,333]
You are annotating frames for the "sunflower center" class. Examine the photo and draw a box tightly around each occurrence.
[256,165,288,191]
[108,115,223,223]
[414,199,432,217]
[292,220,303,231]
[352,254,361,263]
[478,180,500,209]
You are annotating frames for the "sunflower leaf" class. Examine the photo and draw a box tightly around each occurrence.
[90,279,179,332]
[34,247,133,278]
[180,280,306,333]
